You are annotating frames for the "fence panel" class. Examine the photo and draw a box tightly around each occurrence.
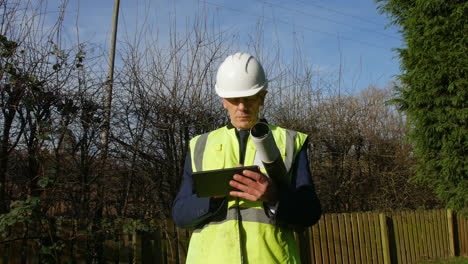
[458,213,468,257]
[319,215,330,263]
[365,213,375,263]
[437,209,450,258]
[400,212,410,263]
[363,212,373,263]
[324,214,336,263]
[404,211,415,263]
[337,214,348,264]
[332,214,342,264]
[425,210,436,261]
[350,213,362,264]
[411,211,419,262]
[372,212,381,263]
[344,213,355,264]
[430,210,440,258]
[406,211,417,263]
[434,210,443,257]
[355,212,366,262]
[388,209,456,264]
[415,210,425,259]
[1,209,467,263]
[373,213,383,263]
[311,219,322,264]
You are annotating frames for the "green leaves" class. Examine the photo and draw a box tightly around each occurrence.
[377,0,468,211]
[38,177,50,188]
[0,34,18,57]
[0,197,40,234]
[118,218,159,233]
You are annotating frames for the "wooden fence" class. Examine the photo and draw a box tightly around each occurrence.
[298,210,467,264]
[1,209,467,263]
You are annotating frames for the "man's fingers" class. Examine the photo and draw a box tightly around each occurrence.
[241,169,261,181]
[242,169,270,184]
[229,179,255,193]
[228,172,272,202]
[229,190,257,201]
[233,174,255,185]
[229,178,262,197]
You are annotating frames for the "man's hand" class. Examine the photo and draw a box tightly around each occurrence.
[229,167,278,205]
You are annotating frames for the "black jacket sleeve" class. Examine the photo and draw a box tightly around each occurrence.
[172,152,226,228]
[273,140,322,227]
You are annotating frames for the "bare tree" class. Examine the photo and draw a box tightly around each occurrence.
[0,0,442,261]
[110,5,231,219]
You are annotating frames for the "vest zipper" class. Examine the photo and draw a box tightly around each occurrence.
[237,129,248,264]
[236,197,245,264]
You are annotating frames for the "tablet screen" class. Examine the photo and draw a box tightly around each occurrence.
[193,166,260,198]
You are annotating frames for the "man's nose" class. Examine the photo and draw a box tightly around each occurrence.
[237,100,247,110]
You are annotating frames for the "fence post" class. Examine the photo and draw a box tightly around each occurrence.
[132,231,142,264]
[447,209,455,257]
[379,213,391,264]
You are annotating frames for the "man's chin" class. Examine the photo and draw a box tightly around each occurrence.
[235,120,255,130]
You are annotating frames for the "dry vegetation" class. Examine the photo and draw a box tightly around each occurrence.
[0,0,441,261]
[0,0,440,218]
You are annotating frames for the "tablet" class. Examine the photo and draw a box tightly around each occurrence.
[193,166,260,198]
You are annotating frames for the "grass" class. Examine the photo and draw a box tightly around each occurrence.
[421,257,468,264]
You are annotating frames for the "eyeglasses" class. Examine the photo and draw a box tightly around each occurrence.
[226,95,261,105]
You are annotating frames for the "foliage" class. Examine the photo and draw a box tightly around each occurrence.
[376,0,468,212]
[0,196,40,234]
[272,86,439,212]
[0,0,456,260]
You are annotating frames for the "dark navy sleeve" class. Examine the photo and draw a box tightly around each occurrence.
[274,139,322,227]
[172,152,225,228]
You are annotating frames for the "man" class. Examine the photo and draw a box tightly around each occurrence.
[172,52,321,264]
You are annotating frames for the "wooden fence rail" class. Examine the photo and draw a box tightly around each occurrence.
[1,209,466,263]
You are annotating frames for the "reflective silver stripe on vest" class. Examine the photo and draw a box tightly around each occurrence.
[284,129,297,171]
[192,206,273,233]
[193,132,210,172]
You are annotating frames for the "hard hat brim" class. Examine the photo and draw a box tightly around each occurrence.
[215,84,266,98]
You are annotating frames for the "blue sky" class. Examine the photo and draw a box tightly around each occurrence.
[52,0,403,93]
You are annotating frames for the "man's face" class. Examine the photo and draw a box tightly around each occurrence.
[222,91,266,130]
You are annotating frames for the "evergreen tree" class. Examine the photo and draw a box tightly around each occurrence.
[376,0,467,211]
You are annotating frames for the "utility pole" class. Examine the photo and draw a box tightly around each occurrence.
[101,0,120,160]
[93,2,120,262]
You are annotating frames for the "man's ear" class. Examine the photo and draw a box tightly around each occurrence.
[221,98,228,109]
[259,90,267,106]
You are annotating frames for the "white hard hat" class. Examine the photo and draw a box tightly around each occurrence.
[215,52,268,98]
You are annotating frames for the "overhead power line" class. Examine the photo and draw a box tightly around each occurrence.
[203,0,391,50]
[257,0,399,40]
[293,0,384,26]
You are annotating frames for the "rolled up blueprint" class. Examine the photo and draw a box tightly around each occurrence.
[250,122,288,186]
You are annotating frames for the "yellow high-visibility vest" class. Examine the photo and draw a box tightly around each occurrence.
[187,124,308,264]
